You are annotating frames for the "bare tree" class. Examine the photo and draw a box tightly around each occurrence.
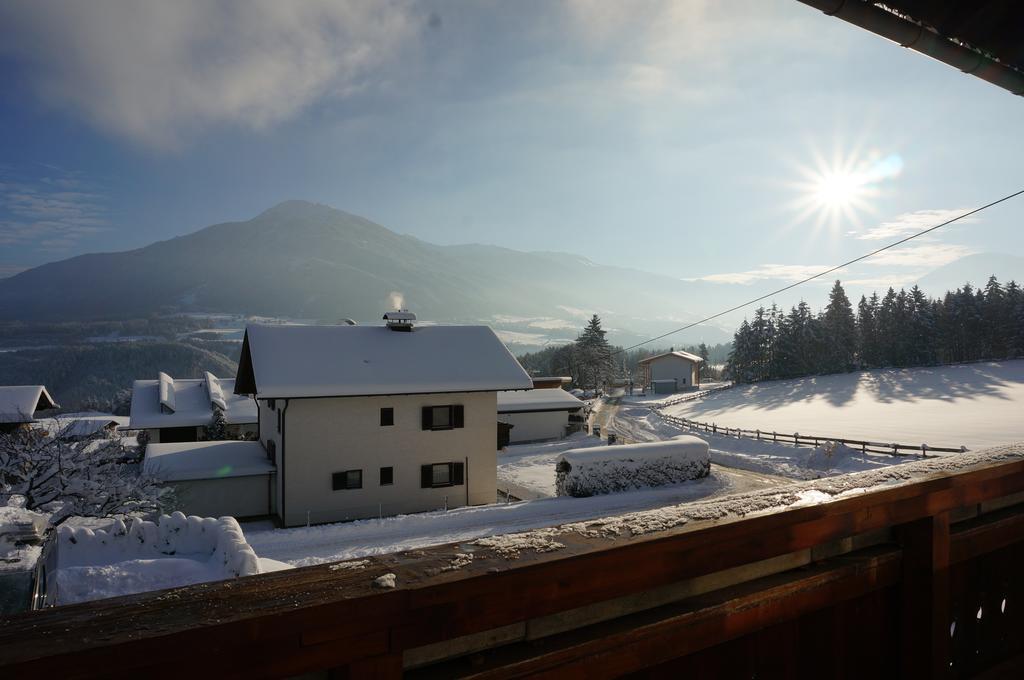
[0,420,171,528]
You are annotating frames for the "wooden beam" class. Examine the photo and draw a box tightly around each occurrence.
[899,513,951,679]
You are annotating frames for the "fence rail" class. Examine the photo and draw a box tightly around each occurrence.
[655,410,967,456]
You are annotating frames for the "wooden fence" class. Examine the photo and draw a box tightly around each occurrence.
[1,450,1023,678]
[655,410,968,456]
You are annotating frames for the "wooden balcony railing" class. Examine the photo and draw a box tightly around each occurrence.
[2,446,1023,679]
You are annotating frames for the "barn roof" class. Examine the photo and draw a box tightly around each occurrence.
[0,385,57,424]
[498,388,585,413]
[235,323,533,399]
[637,350,704,365]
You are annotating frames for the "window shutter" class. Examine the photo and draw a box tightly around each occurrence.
[421,464,432,488]
[452,462,465,485]
[421,406,433,430]
[453,404,465,428]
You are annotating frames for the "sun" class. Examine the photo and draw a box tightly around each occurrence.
[814,171,866,209]
[785,146,903,236]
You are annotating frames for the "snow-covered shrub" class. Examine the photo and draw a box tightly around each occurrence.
[555,436,710,497]
[57,511,260,577]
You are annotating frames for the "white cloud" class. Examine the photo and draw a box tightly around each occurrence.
[692,264,835,285]
[0,1,420,149]
[864,243,976,268]
[854,208,974,241]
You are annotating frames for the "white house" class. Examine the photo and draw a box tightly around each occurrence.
[233,312,533,527]
[129,372,257,443]
[497,388,585,443]
[638,350,703,394]
[0,385,57,434]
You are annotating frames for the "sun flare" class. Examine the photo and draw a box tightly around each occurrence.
[786,147,903,236]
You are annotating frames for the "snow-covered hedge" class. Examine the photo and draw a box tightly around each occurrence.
[57,511,260,577]
[555,436,710,497]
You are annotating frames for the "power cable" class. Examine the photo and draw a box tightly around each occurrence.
[613,187,1024,355]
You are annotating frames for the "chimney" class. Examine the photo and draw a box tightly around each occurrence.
[383,310,416,332]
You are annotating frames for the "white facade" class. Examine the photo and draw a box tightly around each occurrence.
[640,352,702,393]
[261,392,499,526]
[497,388,584,443]
[238,321,533,527]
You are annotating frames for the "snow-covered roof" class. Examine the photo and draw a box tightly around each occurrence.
[638,350,704,364]
[235,323,534,398]
[34,412,129,438]
[129,374,257,430]
[143,441,275,482]
[498,388,585,413]
[0,385,57,424]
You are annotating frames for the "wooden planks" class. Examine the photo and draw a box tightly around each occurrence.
[1,456,1023,678]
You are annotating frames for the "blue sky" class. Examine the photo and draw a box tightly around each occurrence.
[1,0,1022,296]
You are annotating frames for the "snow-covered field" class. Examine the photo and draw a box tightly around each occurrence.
[659,361,1024,451]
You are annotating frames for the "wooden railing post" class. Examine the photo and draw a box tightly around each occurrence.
[899,512,951,679]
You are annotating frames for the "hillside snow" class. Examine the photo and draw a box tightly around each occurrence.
[661,361,1024,451]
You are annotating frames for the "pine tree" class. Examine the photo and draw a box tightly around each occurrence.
[204,405,230,440]
[574,315,615,392]
[822,280,856,372]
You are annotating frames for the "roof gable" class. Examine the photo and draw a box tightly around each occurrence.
[0,385,57,423]
[638,350,704,365]
[235,323,533,398]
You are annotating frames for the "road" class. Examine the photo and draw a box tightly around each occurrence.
[589,393,791,494]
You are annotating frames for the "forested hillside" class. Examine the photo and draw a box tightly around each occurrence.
[727,276,1024,383]
[0,342,239,410]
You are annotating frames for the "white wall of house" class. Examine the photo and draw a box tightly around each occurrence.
[648,356,699,390]
[269,391,497,527]
[165,474,275,518]
[500,410,571,443]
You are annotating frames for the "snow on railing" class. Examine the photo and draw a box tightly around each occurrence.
[652,409,968,457]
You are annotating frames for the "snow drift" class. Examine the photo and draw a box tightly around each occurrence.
[52,512,261,605]
[555,436,710,497]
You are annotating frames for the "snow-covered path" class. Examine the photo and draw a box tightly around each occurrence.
[243,466,781,567]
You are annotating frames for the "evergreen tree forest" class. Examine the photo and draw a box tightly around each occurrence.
[726,277,1024,384]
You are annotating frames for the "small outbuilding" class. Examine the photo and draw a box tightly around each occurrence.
[497,388,586,444]
[638,350,703,394]
[0,385,58,434]
[143,441,276,519]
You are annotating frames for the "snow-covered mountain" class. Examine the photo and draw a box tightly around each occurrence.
[0,201,734,343]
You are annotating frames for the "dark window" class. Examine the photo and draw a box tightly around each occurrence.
[421,405,465,431]
[332,469,362,490]
[159,426,198,443]
[267,439,276,461]
[380,466,394,486]
[267,398,276,410]
[420,462,465,488]
[380,407,394,427]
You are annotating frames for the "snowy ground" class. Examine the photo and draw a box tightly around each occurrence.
[660,361,1024,451]
[497,432,606,499]
[609,398,917,480]
[242,467,784,567]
